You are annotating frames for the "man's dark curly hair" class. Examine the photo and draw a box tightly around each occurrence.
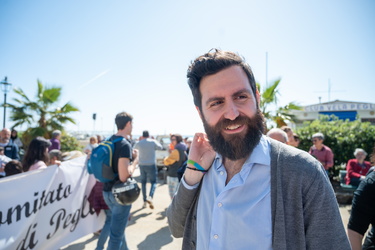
[187,49,257,111]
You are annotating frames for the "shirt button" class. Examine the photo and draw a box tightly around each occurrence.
[220,171,224,175]
[218,202,222,208]
[214,234,219,239]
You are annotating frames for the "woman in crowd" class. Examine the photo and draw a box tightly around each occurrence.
[163,134,187,199]
[23,137,51,171]
[346,148,371,186]
[84,136,99,154]
[10,129,23,149]
[48,130,61,151]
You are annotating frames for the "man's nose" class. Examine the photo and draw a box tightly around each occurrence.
[223,101,239,121]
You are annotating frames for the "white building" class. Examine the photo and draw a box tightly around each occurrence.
[291,100,375,126]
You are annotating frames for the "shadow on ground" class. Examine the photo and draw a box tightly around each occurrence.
[128,208,152,227]
[60,234,97,250]
[136,226,173,250]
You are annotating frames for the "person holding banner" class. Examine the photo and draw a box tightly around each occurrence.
[102,112,139,250]
[88,181,111,250]
[4,160,23,176]
[0,146,12,177]
[22,137,52,171]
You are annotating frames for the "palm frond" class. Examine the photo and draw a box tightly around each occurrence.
[13,87,31,102]
[60,102,80,113]
[37,80,44,99]
[42,87,62,104]
[261,78,281,105]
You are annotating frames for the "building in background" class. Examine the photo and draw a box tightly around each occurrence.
[291,100,375,126]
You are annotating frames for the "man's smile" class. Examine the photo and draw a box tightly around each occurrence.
[224,123,245,134]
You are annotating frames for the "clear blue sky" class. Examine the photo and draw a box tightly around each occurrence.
[1,0,374,136]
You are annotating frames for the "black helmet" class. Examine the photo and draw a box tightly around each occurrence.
[111,178,140,205]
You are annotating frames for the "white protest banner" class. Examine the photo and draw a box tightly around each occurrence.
[0,156,105,250]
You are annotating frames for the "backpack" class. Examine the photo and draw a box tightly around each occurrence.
[87,137,124,182]
[177,160,187,182]
[176,148,188,182]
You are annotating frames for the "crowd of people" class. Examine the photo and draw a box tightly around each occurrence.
[266,126,374,186]
[1,50,375,249]
[1,113,374,249]
[0,129,54,177]
[0,128,80,178]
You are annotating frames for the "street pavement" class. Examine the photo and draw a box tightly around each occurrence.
[60,169,182,250]
[60,167,352,250]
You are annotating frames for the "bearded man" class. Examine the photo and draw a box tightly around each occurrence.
[0,128,20,160]
[167,50,350,250]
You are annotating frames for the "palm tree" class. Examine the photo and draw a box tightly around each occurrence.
[6,80,79,139]
[273,103,302,127]
[257,78,302,128]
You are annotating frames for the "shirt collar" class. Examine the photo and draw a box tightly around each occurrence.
[313,145,326,151]
[213,135,271,170]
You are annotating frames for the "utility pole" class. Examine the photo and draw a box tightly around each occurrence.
[314,78,345,103]
[265,52,268,87]
[328,78,331,102]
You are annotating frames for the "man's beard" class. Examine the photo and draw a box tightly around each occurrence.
[1,138,9,144]
[202,109,265,160]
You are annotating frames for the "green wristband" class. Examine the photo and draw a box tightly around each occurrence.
[187,159,206,172]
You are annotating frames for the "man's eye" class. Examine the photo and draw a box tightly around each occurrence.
[236,95,248,100]
[210,101,223,107]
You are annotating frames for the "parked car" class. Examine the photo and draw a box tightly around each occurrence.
[155,135,171,170]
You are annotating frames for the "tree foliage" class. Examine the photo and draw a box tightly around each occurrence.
[5,80,79,146]
[257,79,302,128]
[296,115,375,172]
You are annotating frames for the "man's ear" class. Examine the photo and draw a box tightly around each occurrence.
[196,106,203,120]
[125,121,131,130]
[256,90,261,106]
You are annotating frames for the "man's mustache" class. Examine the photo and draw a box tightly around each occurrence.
[216,115,249,131]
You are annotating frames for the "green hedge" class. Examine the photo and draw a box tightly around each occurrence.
[20,130,82,153]
[60,134,83,152]
[296,116,375,175]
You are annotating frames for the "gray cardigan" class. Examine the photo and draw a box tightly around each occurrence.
[167,140,351,249]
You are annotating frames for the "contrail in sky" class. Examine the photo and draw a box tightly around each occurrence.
[78,69,111,90]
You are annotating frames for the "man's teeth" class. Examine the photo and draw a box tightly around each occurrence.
[226,124,241,130]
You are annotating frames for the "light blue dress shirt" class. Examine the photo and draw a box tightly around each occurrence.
[195,135,272,250]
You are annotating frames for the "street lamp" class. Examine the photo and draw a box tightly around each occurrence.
[0,77,12,129]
